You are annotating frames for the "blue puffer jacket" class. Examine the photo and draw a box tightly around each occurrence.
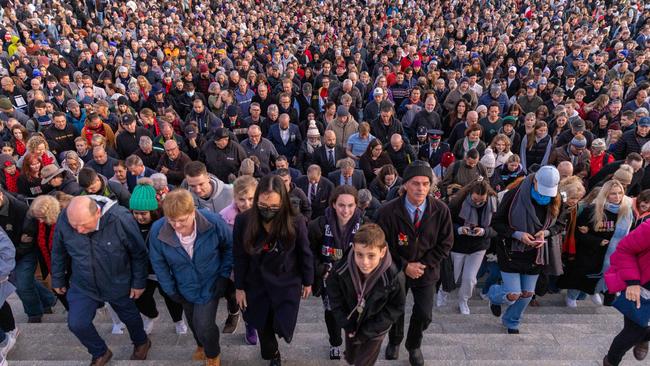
[149,209,233,304]
[51,196,148,301]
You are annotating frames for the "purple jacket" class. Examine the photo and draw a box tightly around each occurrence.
[605,221,650,293]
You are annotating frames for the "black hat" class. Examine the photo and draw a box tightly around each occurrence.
[121,114,135,125]
[52,86,64,95]
[416,126,428,137]
[213,127,229,140]
[402,160,433,183]
[226,105,239,117]
[117,96,129,106]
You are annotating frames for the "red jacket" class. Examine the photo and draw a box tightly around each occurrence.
[605,220,650,293]
[589,151,614,177]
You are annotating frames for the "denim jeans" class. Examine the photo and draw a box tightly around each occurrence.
[479,261,501,295]
[488,272,539,330]
[67,286,147,359]
[182,298,221,358]
[566,289,588,301]
[14,251,56,317]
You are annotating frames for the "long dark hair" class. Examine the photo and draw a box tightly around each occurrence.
[449,178,496,211]
[361,138,384,159]
[243,175,296,254]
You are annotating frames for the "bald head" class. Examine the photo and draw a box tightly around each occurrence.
[557,161,573,179]
[467,111,479,124]
[67,196,100,234]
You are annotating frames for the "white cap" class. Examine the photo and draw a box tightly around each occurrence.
[508,65,517,72]
[535,166,560,197]
[374,87,384,95]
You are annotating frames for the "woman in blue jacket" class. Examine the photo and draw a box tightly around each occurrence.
[233,175,314,366]
[149,189,233,366]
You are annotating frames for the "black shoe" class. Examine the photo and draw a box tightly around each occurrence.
[408,348,424,366]
[28,316,42,323]
[385,343,399,360]
[489,301,502,317]
[44,298,58,314]
[269,353,281,366]
[507,328,520,334]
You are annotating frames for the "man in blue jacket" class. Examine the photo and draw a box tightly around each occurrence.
[51,195,150,366]
[149,189,233,365]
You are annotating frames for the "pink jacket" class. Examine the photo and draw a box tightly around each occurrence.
[218,202,239,230]
[605,220,650,293]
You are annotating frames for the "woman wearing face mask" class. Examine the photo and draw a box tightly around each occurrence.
[631,189,650,229]
[233,175,313,366]
[520,121,552,173]
[487,166,563,334]
[442,179,497,315]
[219,176,259,345]
[308,185,365,360]
[558,180,633,308]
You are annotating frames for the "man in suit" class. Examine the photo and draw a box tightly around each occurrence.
[268,113,302,166]
[312,130,346,177]
[295,165,334,219]
[328,157,367,190]
[125,155,156,192]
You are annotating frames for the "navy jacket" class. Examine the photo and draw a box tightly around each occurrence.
[126,166,156,192]
[51,196,148,301]
[149,209,233,304]
[268,123,303,164]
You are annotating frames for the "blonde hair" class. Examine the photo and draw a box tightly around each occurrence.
[591,180,632,229]
[29,195,61,225]
[233,175,258,198]
[490,133,512,153]
[27,135,49,152]
[162,189,195,219]
[559,176,586,200]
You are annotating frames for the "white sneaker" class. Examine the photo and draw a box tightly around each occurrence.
[0,333,16,357]
[142,315,158,335]
[111,322,126,334]
[175,320,188,334]
[590,293,603,306]
[459,301,470,315]
[0,356,6,366]
[8,328,19,340]
[565,295,578,308]
[436,289,449,307]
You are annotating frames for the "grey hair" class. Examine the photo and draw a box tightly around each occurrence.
[358,189,372,204]
[139,136,153,147]
[642,141,650,154]
[150,173,168,190]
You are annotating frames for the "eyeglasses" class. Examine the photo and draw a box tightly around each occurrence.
[167,214,193,226]
[257,204,281,211]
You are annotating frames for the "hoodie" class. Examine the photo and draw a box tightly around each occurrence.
[181,174,234,213]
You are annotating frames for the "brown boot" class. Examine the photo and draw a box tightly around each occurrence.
[602,355,614,366]
[90,349,112,366]
[130,337,151,360]
[192,346,207,361]
[634,341,649,361]
[206,355,221,366]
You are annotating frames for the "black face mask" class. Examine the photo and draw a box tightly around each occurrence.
[258,207,280,222]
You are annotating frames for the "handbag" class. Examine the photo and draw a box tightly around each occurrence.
[612,294,650,327]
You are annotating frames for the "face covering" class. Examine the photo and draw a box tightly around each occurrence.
[604,202,620,214]
[187,91,195,97]
[531,186,552,205]
[258,207,279,222]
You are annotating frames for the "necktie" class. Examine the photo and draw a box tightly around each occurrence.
[328,150,334,166]
[414,208,421,229]
[309,183,317,202]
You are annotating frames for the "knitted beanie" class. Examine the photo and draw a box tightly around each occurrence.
[613,164,634,186]
[129,180,159,211]
[402,160,434,183]
[306,120,320,137]
[480,147,496,169]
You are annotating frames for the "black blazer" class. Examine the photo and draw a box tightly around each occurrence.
[312,145,347,177]
[327,169,367,190]
[295,175,334,219]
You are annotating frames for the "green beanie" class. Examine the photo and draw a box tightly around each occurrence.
[129,183,158,211]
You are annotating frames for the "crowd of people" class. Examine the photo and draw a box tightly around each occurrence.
[0,0,648,365]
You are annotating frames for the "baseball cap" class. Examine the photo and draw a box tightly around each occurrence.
[121,114,136,125]
[639,116,650,127]
[373,87,384,95]
[571,118,586,132]
[535,166,560,197]
[213,127,229,140]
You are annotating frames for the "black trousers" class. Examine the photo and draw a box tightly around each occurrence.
[325,309,343,347]
[135,279,184,322]
[257,308,280,360]
[344,333,385,365]
[388,284,434,350]
[182,298,221,358]
[606,316,650,365]
[0,301,15,332]
[223,279,239,314]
